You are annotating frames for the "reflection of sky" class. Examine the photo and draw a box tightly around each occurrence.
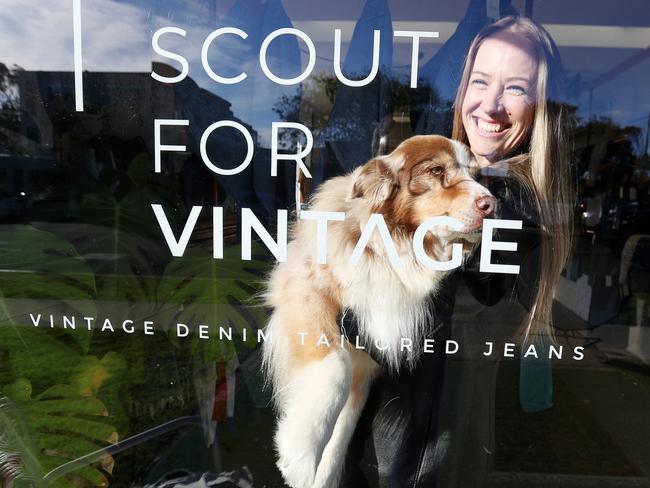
[1,0,150,71]
[1,0,649,145]
[561,46,650,137]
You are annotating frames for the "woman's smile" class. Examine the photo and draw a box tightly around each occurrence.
[472,116,512,136]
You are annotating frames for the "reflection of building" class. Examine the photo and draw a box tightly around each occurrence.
[3,63,286,229]
[15,63,257,176]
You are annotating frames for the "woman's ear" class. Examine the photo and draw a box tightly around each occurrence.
[348,158,398,208]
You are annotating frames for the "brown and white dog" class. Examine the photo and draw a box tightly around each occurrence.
[263,135,495,488]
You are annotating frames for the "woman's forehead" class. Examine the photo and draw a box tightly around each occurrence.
[473,33,538,81]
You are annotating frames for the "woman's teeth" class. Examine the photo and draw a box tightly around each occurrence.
[476,118,508,133]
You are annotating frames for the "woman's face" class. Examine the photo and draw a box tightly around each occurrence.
[461,32,538,167]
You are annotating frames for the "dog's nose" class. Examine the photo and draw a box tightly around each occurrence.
[475,195,497,217]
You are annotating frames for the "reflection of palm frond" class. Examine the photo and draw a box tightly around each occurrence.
[0,395,43,487]
[157,245,270,363]
[0,225,96,299]
[0,225,97,352]
[0,369,123,487]
[70,190,170,302]
[25,383,117,487]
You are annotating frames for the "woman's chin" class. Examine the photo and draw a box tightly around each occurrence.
[468,135,505,157]
[470,145,505,165]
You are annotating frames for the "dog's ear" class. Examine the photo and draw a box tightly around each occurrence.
[348,158,398,207]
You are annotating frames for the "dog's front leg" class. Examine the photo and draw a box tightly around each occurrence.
[313,351,378,488]
[275,349,352,488]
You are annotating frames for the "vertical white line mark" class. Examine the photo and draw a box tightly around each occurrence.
[73,0,83,111]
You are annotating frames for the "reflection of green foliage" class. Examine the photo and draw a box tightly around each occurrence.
[19,384,113,487]
[29,153,182,304]
[157,244,269,363]
[73,190,167,302]
[0,396,42,487]
[0,225,96,299]
[0,331,126,487]
[0,225,96,352]
[0,226,123,486]
[0,142,272,485]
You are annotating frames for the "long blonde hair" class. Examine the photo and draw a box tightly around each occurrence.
[452,16,574,340]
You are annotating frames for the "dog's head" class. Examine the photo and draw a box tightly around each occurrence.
[349,135,495,257]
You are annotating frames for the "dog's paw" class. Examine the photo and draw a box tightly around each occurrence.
[277,451,317,488]
[275,418,322,488]
[312,446,343,488]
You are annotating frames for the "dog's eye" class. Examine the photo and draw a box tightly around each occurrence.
[430,166,445,176]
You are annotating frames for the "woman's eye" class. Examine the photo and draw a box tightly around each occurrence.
[471,79,488,88]
[506,85,526,95]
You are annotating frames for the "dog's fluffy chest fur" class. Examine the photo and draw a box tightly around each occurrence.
[334,252,444,370]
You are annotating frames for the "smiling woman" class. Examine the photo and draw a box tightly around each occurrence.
[453,15,574,339]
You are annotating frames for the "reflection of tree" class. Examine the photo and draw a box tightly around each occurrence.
[0,224,268,485]
[0,63,23,155]
[575,115,643,191]
[272,70,457,193]
[271,73,454,151]
[576,116,642,158]
[403,77,454,137]
[272,73,335,149]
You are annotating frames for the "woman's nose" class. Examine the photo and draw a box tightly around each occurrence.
[479,88,504,115]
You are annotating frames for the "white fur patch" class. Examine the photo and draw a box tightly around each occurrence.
[337,243,443,371]
[451,139,471,168]
[274,351,351,488]
[313,371,374,488]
